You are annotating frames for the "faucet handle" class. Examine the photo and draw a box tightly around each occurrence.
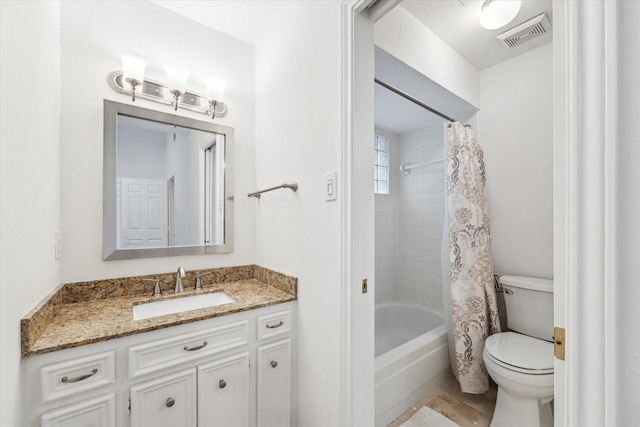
[195,272,211,290]
[142,278,161,296]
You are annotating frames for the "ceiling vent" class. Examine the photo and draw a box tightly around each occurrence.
[498,13,551,49]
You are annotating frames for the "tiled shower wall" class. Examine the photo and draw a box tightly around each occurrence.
[375,124,446,311]
[374,129,399,304]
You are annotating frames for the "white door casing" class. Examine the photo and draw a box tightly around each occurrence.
[554,1,622,425]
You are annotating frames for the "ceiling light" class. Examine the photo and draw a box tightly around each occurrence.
[479,0,521,30]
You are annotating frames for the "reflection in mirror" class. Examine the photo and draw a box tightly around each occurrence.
[103,100,233,260]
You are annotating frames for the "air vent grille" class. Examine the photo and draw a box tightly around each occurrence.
[498,13,551,49]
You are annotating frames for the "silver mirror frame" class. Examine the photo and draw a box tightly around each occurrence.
[103,100,234,261]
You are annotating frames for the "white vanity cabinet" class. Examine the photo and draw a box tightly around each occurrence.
[23,302,295,427]
[257,339,292,427]
[130,353,251,427]
[198,352,251,426]
[40,393,116,427]
[130,368,197,427]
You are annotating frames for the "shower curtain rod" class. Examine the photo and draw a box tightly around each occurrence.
[374,77,457,123]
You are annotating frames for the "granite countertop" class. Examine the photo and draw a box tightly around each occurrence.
[21,265,297,358]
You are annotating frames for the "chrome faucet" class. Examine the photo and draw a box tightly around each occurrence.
[142,278,161,296]
[175,267,186,293]
[195,272,211,290]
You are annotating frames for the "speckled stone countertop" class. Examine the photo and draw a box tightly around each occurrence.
[21,265,297,358]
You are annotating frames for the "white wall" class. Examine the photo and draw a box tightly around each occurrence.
[478,43,554,279]
[59,1,256,281]
[116,127,167,179]
[253,2,345,424]
[375,6,480,108]
[0,2,62,425]
[619,1,640,422]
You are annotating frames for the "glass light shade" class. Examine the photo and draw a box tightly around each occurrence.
[203,76,227,101]
[479,0,521,30]
[120,52,146,87]
[163,64,190,94]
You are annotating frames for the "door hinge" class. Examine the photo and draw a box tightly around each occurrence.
[553,326,565,361]
[128,398,131,415]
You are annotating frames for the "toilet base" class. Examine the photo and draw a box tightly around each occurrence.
[490,386,553,427]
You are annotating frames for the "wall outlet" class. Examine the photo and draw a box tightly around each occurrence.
[362,279,368,294]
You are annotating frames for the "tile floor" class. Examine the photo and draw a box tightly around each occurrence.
[388,376,498,427]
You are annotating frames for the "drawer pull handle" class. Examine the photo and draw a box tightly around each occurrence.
[183,341,208,352]
[266,320,284,329]
[219,379,227,389]
[61,368,98,384]
[166,397,175,407]
[271,361,278,368]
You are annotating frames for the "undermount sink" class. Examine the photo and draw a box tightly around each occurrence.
[133,292,234,320]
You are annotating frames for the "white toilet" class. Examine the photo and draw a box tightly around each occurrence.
[483,275,554,427]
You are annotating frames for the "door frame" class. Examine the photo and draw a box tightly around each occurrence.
[553,1,620,425]
[343,0,622,425]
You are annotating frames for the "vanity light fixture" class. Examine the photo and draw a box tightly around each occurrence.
[108,52,228,119]
[163,64,190,111]
[479,0,521,30]
[203,75,227,120]
[120,52,147,102]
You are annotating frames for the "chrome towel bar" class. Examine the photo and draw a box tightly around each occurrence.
[248,183,298,199]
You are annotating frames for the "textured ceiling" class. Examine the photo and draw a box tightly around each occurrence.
[401,0,553,70]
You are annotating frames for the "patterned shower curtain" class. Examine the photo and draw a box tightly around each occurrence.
[445,122,501,394]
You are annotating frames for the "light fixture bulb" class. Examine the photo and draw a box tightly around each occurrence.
[120,52,146,101]
[479,0,521,30]
[163,64,190,110]
[163,64,190,95]
[203,76,227,101]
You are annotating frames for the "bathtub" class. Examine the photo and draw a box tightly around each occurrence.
[374,302,451,427]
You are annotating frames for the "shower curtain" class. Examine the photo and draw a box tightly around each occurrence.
[443,122,501,394]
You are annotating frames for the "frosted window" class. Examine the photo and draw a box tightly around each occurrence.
[374,135,389,194]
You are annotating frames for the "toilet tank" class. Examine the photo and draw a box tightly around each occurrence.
[500,275,554,342]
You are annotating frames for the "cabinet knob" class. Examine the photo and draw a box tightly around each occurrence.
[219,379,227,389]
[271,361,278,368]
[166,397,175,407]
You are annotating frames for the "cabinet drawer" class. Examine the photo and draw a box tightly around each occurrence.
[41,392,116,427]
[129,320,249,378]
[40,350,115,403]
[256,310,291,342]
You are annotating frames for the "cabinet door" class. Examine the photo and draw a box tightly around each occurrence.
[41,392,115,427]
[257,339,291,427]
[198,352,250,427]
[130,368,196,427]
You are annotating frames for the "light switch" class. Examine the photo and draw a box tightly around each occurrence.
[326,172,337,201]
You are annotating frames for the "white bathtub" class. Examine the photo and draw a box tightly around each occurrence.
[374,302,451,427]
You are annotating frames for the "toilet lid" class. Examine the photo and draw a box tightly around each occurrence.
[485,332,554,374]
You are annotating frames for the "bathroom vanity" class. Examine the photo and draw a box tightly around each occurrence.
[21,265,297,427]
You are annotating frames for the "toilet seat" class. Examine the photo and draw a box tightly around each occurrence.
[485,332,554,375]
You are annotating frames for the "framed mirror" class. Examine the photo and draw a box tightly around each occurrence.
[103,100,233,260]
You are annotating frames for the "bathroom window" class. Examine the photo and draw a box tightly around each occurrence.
[374,134,389,194]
